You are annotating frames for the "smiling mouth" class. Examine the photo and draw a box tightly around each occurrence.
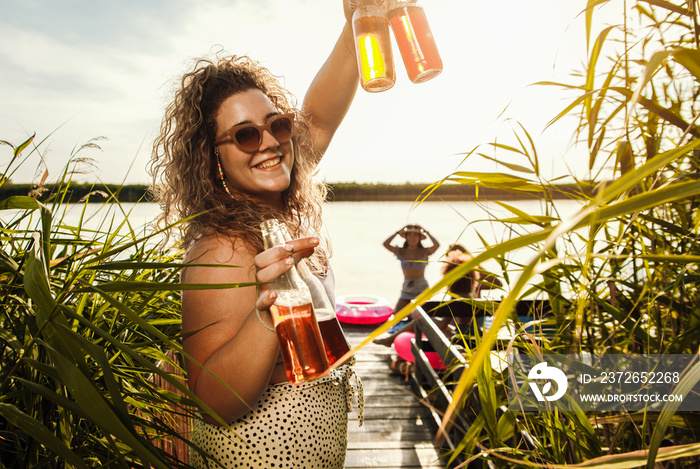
[255,156,282,170]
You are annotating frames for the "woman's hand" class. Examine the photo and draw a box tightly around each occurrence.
[343,0,355,22]
[253,237,320,311]
[345,0,389,19]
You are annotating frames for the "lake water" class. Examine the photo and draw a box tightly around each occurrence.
[322,200,583,305]
[59,199,583,306]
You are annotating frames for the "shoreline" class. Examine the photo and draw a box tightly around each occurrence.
[0,181,598,203]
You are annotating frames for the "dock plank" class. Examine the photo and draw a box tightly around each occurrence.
[343,324,446,469]
[345,446,446,468]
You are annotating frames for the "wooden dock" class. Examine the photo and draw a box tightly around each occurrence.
[343,324,447,469]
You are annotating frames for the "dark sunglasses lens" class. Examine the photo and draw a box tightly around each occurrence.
[270,117,293,142]
[234,127,261,151]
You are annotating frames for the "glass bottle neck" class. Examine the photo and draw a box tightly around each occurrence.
[260,218,306,289]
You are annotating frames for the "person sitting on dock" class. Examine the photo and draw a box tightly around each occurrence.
[441,244,502,331]
[374,244,501,348]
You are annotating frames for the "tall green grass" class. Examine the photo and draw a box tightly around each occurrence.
[0,137,205,467]
[373,1,700,467]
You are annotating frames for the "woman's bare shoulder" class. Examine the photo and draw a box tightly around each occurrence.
[184,233,255,265]
[181,233,256,284]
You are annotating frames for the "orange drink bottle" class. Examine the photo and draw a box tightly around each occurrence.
[352,1,396,92]
[277,224,352,366]
[260,219,330,384]
[388,0,442,83]
[316,313,352,366]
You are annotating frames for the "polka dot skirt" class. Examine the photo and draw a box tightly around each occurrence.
[189,365,362,468]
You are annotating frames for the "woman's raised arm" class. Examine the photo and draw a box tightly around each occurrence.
[302,1,360,158]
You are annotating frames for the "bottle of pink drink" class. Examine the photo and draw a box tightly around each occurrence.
[388,0,442,83]
[277,224,352,366]
[260,219,329,384]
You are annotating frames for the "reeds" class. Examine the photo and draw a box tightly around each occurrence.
[370,1,700,467]
[0,137,201,467]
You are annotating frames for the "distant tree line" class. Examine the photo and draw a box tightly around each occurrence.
[0,181,593,203]
[326,182,593,201]
[0,183,154,203]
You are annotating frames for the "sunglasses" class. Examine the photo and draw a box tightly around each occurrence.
[214,113,295,152]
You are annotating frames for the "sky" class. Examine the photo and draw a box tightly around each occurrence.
[1,1,621,186]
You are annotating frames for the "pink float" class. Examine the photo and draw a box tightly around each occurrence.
[335,295,394,325]
[394,332,447,370]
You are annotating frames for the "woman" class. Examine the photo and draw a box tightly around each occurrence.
[442,244,480,298]
[382,224,440,314]
[375,224,440,347]
[149,3,360,467]
[443,244,503,300]
[374,243,504,347]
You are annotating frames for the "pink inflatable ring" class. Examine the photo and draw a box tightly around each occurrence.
[335,295,394,325]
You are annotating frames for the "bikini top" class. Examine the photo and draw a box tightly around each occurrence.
[396,249,428,271]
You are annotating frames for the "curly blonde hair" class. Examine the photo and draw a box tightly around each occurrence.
[150,55,326,251]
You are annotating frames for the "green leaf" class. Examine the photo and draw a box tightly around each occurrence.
[584,0,612,52]
[478,152,536,174]
[23,233,56,326]
[55,322,134,428]
[492,201,557,227]
[0,197,52,257]
[448,171,532,185]
[579,180,700,228]
[496,411,515,442]
[0,195,46,211]
[60,284,232,427]
[641,0,693,16]
[15,377,92,421]
[87,261,192,271]
[646,358,700,469]
[72,280,258,293]
[0,403,90,469]
[671,48,700,82]
[594,139,700,205]
[44,345,171,469]
[0,328,22,352]
[496,216,560,225]
[0,248,19,273]
[436,177,700,435]
[13,133,35,157]
[585,25,616,116]
[555,443,700,468]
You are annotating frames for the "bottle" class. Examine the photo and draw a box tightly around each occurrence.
[260,219,330,384]
[388,0,442,84]
[277,224,352,366]
[352,0,396,92]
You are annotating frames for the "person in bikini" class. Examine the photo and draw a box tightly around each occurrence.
[374,243,503,349]
[374,224,439,346]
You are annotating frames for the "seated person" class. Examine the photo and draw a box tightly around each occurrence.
[374,244,502,347]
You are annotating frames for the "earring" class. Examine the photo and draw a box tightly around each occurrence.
[216,151,235,200]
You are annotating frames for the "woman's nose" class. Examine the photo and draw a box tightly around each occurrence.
[259,129,280,151]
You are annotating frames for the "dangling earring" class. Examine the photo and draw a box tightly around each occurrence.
[215,148,235,200]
